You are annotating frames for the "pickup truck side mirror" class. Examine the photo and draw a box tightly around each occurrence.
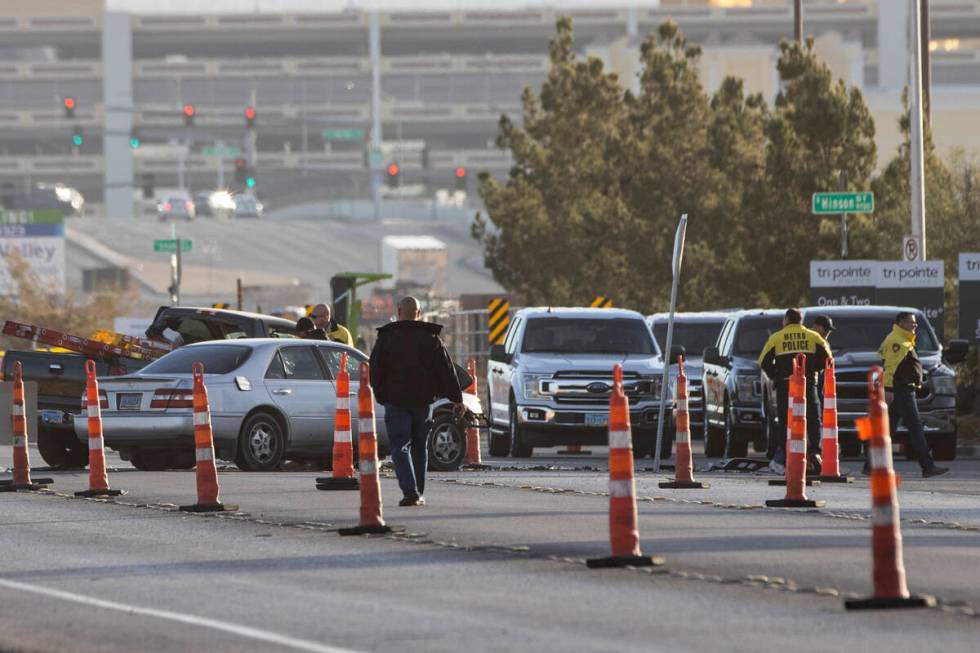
[703,346,728,367]
[489,344,513,364]
[944,339,969,365]
[669,344,686,364]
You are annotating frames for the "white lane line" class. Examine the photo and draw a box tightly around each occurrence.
[0,578,360,653]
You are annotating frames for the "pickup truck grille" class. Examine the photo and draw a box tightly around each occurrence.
[547,370,652,406]
[686,377,704,425]
[835,370,929,401]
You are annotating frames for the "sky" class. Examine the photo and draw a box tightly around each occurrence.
[110,0,663,12]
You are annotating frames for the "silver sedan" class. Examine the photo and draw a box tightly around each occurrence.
[75,339,388,471]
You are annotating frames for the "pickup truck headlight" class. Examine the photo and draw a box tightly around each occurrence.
[736,375,758,401]
[931,375,956,396]
[519,373,552,400]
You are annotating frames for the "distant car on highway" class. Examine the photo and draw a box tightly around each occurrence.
[75,339,389,472]
[194,190,236,219]
[157,195,195,221]
[233,194,263,218]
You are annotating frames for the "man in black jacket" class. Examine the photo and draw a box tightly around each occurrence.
[370,296,463,506]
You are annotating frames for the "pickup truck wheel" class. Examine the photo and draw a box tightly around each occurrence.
[427,414,466,471]
[703,422,726,458]
[488,429,511,457]
[930,434,957,461]
[37,426,88,469]
[509,403,533,458]
[236,412,286,471]
[723,402,748,458]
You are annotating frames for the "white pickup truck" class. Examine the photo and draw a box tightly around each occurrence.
[486,307,675,459]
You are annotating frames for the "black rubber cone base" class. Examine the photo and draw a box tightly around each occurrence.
[75,488,125,497]
[338,524,396,536]
[557,449,592,455]
[659,480,710,489]
[315,476,359,491]
[0,477,53,486]
[769,478,821,487]
[765,498,826,508]
[0,482,49,492]
[179,502,239,513]
[845,594,936,611]
[818,475,854,483]
[462,464,492,471]
[587,554,666,569]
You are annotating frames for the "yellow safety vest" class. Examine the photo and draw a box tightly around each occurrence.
[878,324,916,389]
[757,323,832,379]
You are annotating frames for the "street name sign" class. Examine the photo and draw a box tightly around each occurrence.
[812,191,874,214]
[201,145,241,158]
[153,239,192,253]
[322,129,365,140]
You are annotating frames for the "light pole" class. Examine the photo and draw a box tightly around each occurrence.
[910,0,927,260]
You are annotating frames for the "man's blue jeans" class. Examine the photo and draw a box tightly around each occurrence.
[889,387,935,472]
[383,404,430,498]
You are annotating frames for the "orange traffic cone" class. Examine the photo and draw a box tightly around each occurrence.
[340,362,395,535]
[587,364,664,568]
[0,362,52,492]
[179,362,237,513]
[462,359,486,467]
[660,356,708,489]
[845,367,934,610]
[76,360,124,497]
[767,354,825,508]
[819,359,852,483]
[316,352,359,490]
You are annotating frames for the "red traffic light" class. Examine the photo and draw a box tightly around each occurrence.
[63,97,76,110]
[455,166,467,178]
[387,163,400,177]
[245,106,256,120]
[234,157,246,169]
[183,104,195,117]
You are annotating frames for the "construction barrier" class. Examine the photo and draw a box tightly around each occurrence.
[487,298,510,345]
[587,364,664,569]
[819,358,852,483]
[316,352,359,491]
[339,363,394,535]
[845,367,935,610]
[463,358,483,466]
[76,360,124,497]
[0,362,52,492]
[766,354,825,508]
[179,363,238,513]
[660,356,708,489]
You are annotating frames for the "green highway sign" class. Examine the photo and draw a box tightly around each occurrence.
[201,145,241,158]
[322,129,365,140]
[812,191,874,215]
[153,239,192,253]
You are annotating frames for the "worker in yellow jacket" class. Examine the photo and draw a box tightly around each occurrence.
[758,308,832,473]
[310,304,354,347]
[872,312,948,478]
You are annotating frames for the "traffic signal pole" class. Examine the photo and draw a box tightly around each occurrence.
[910,0,927,260]
[370,10,383,221]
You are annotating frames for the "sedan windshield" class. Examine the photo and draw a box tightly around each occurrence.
[522,317,656,355]
[652,320,725,356]
[139,345,252,375]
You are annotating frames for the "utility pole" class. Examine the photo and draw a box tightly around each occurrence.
[794,0,803,44]
[910,0,928,260]
[370,10,383,221]
[920,0,932,126]
[839,169,849,260]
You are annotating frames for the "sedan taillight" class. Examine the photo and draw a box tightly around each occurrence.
[80,390,108,409]
[150,388,194,409]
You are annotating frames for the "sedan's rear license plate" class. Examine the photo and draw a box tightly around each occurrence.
[118,393,142,411]
[585,413,608,427]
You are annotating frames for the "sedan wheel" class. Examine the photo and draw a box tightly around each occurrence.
[427,414,466,471]
[236,412,286,471]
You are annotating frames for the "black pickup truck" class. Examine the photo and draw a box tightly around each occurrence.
[701,306,969,461]
[2,307,298,468]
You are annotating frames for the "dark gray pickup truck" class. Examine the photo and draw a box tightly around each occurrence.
[2,307,298,468]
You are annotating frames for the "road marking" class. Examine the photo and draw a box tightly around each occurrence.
[0,578,361,653]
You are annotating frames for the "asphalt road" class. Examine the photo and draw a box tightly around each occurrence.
[1,446,978,652]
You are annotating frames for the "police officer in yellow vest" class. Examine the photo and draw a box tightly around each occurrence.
[310,303,354,347]
[757,308,832,473]
[871,312,948,478]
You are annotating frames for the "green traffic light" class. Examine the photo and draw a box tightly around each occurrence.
[246,177,256,188]
[130,137,140,149]
[72,135,83,146]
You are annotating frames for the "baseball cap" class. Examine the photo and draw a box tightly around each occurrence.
[814,315,836,332]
